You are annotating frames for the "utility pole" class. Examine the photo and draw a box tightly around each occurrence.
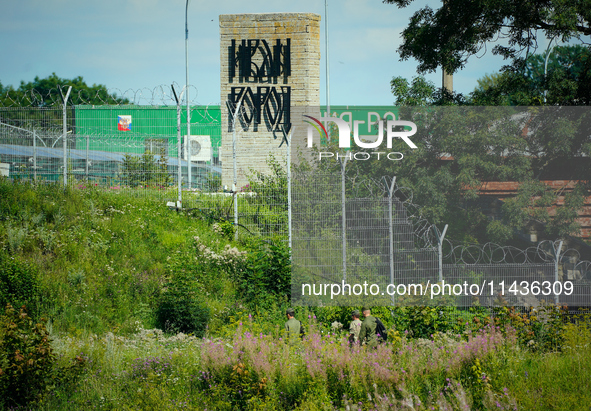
[185,0,192,188]
[325,0,331,118]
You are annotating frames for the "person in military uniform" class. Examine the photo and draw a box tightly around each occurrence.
[358,306,378,349]
[348,310,362,344]
[285,307,304,343]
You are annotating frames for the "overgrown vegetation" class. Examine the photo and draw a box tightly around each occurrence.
[386,43,591,246]
[121,148,172,188]
[0,304,85,409]
[1,178,590,410]
[13,309,591,411]
[0,253,40,317]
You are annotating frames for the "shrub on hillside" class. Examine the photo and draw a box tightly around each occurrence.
[155,271,210,336]
[237,241,291,308]
[212,219,235,240]
[0,253,40,316]
[0,304,85,408]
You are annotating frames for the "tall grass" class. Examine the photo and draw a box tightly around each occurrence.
[2,179,591,410]
[33,319,591,410]
[0,179,238,335]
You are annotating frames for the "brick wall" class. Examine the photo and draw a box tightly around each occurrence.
[478,180,591,239]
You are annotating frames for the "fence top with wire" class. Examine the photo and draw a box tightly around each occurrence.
[0,84,219,108]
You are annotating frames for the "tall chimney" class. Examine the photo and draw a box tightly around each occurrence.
[442,69,453,93]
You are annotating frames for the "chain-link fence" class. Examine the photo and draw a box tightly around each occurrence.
[3,90,591,309]
[0,98,221,200]
[291,171,591,307]
[0,90,289,239]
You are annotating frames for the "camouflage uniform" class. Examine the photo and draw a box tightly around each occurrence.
[358,315,378,349]
[349,318,362,343]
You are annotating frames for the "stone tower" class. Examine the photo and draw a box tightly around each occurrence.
[219,13,321,189]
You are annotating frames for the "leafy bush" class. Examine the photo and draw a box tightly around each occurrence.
[490,305,568,351]
[212,219,235,240]
[0,304,55,407]
[390,305,458,338]
[0,253,40,316]
[156,271,210,336]
[236,240,291,308]
[0,304,85,408]
[121,148,171,188]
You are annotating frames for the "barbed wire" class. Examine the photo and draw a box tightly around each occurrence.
[0,84,219,109]
[225,98,261,133]
[367,175,591,270]
[360,175,440,249]
[316,172,591,269]
[442,240,557,265]
[2,97,590,275]
[0,85,222,138]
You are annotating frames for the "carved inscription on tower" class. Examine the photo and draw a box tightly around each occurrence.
[220,13,320,188]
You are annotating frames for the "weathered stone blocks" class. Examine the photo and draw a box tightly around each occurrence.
[220,13,320,188]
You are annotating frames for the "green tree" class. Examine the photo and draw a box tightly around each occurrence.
[1,74,130,134]
[1,73,129,107]
[383,0,591,75]
[313,105,590,244]
[121,147,171,188]
[391,76,437,106]
[472,45,591,105]
[391,75,466,106]
[383,30,591,243]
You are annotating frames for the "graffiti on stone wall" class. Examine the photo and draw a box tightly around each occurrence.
[227,38,291,143]
[228,39,291,83]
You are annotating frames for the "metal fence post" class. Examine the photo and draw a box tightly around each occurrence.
[33,130,37,182]
[340,156,348,282]
[287,129,293,253]
[61,86,71,187]
[554,240,563,304]
[177,114,182,205]
[172,85,183,206]
[438,224,448,283]
[185,2,191,190]
[388,176,397,304]
[85,134,89,179]
[231,101,242,240]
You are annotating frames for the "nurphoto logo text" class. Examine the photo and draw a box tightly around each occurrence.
[303,115,418,161]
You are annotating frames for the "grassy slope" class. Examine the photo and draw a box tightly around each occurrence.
[0,180,239,335]
[1,180,590,410]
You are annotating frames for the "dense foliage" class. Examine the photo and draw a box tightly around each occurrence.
[1,179,590,409]
[0,73,129,107]
[239,241,291,308]
[155,269,211,336]
[384,0,591,89]
[0,253,40,316]
[0,305,84,408]
[383,1,591,246]
[121,148,172,188]
[315,105,591,244]
[391,45,591,106]
[471,45,591,106]
[22,309,591,410]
